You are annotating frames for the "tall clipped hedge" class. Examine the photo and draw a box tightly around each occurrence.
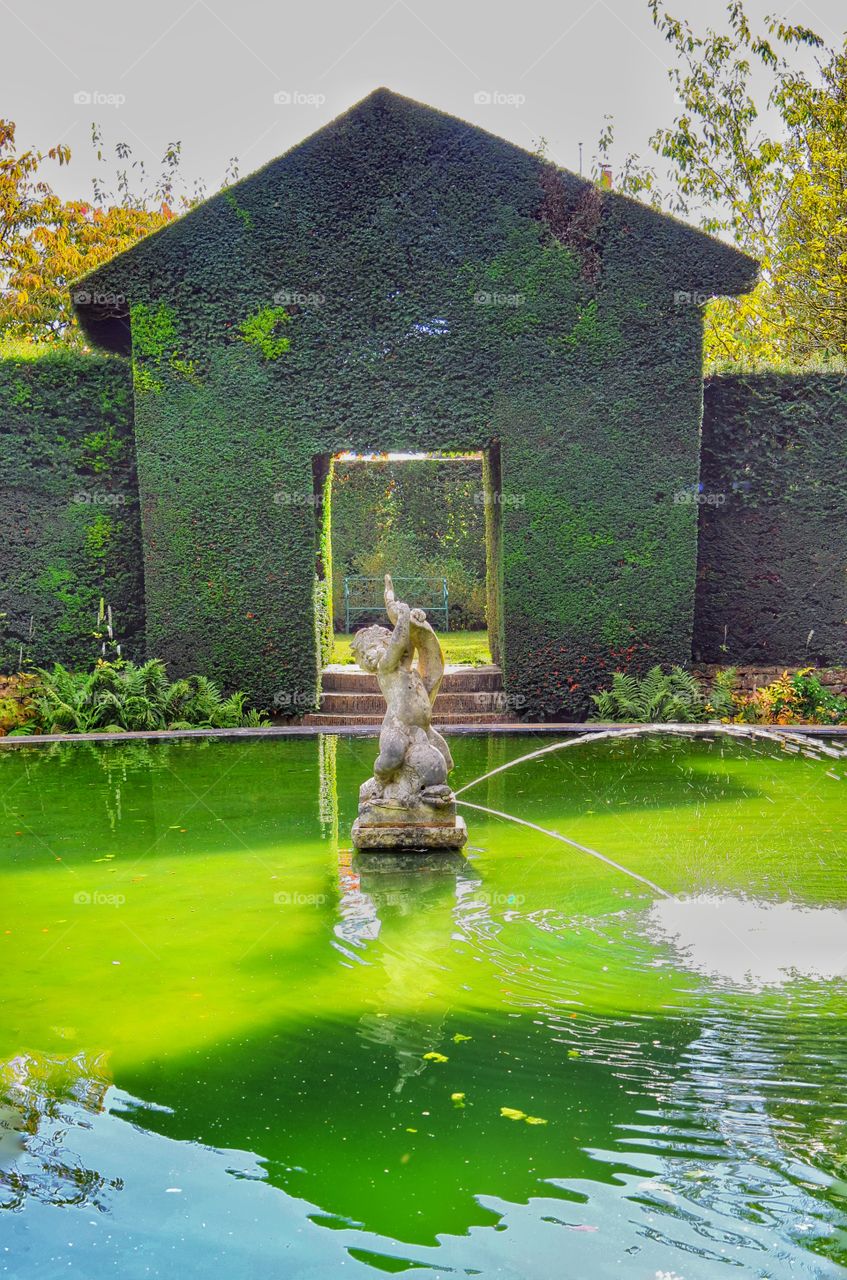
[694,374,847,666]
[0,351,143,669]
[76,89,754,716]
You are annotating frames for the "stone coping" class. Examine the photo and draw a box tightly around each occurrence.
[321,663,501,673]
[1,722,846,748]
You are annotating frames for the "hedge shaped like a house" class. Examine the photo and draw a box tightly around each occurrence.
[74,88,756,716]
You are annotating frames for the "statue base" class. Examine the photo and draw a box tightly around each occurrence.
[351,814,467,852]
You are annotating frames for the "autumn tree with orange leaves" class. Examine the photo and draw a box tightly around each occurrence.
[0,123,223,346]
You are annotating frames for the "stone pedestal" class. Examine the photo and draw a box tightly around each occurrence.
[353,773,470,855]
[351,813,467,851]
[352,778,467,851]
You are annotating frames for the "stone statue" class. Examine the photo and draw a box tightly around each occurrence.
[351,575,467,850]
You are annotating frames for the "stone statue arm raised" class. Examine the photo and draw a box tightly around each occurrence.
[380,599,411,673]
[411,614,444,704]
[384,574,443,703]
[384,573,399,625]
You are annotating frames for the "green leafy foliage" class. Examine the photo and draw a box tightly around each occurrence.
[602,2,847,367]
[12,659,268,735]
[590,665,707,723]
[131,302,178,361]
[706,666,738,719]
[732,668,847,725]
[238,307,291,359]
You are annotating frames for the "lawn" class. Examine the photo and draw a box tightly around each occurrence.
[331,629,492,666]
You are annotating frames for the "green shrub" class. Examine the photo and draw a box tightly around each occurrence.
[9,659,269,735]
[590,665,706,723]
[732,667,847,725]
[705,667,738,719]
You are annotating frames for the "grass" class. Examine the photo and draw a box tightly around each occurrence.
[331,629,492,667]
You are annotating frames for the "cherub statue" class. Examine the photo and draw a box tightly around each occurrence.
[351,575,453,809]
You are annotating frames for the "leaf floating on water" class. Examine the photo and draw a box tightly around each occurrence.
[423,1052,448,1063]
[500,1106,548,1125]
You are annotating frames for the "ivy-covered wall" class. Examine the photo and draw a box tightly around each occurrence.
[694,373,847,666]
[0,352,143,669]
[75,89,755,716]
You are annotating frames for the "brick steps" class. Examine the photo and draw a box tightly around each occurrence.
[317,691,508,715]
[320,664,504,693]
[302,664,517,728]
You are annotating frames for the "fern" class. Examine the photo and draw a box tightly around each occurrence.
[708,667,738,719]
[21,660,270,735]
[590,665,707,723]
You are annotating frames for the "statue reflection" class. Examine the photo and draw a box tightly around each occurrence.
[337,850,470,1092]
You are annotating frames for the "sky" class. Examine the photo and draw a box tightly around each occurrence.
[4,0,846,209]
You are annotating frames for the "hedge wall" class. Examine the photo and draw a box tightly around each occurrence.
[76,89,755,716]
[694,373,847,666]
[0,351,143,669]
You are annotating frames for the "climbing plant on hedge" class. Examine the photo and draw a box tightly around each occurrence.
[0,349,142,669]
[73,89,755,717]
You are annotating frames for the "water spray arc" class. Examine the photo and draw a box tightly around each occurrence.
[456,798,673,898]
[454,723,846,900]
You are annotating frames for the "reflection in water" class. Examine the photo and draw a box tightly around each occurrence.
[0,1051,119,1212]
[318,733,338,843]
[344,852,469,1093]
[621,1008,847,1265]
[648,895,847,987]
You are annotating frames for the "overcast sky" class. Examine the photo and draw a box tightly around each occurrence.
[5,0,846,210]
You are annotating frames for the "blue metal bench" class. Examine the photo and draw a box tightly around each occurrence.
[344,575,449,633]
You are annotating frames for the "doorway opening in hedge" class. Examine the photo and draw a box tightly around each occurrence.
[312,447,504,671]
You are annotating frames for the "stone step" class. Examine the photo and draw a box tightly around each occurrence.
[301,711,515,727]
[318,690,508,715]
[321,664,503,693]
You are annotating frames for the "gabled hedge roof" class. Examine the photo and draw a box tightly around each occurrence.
[74,87,757,353]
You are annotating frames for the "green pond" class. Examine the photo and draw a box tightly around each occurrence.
[0,730,846,1278]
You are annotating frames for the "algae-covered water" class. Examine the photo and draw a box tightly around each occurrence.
[1,732,845,1278]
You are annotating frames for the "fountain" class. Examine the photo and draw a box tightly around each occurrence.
[350,574,467,851]
[3,716,846,1275]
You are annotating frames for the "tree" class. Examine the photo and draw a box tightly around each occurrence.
[0,124,225,346]
[600,2,846,366]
